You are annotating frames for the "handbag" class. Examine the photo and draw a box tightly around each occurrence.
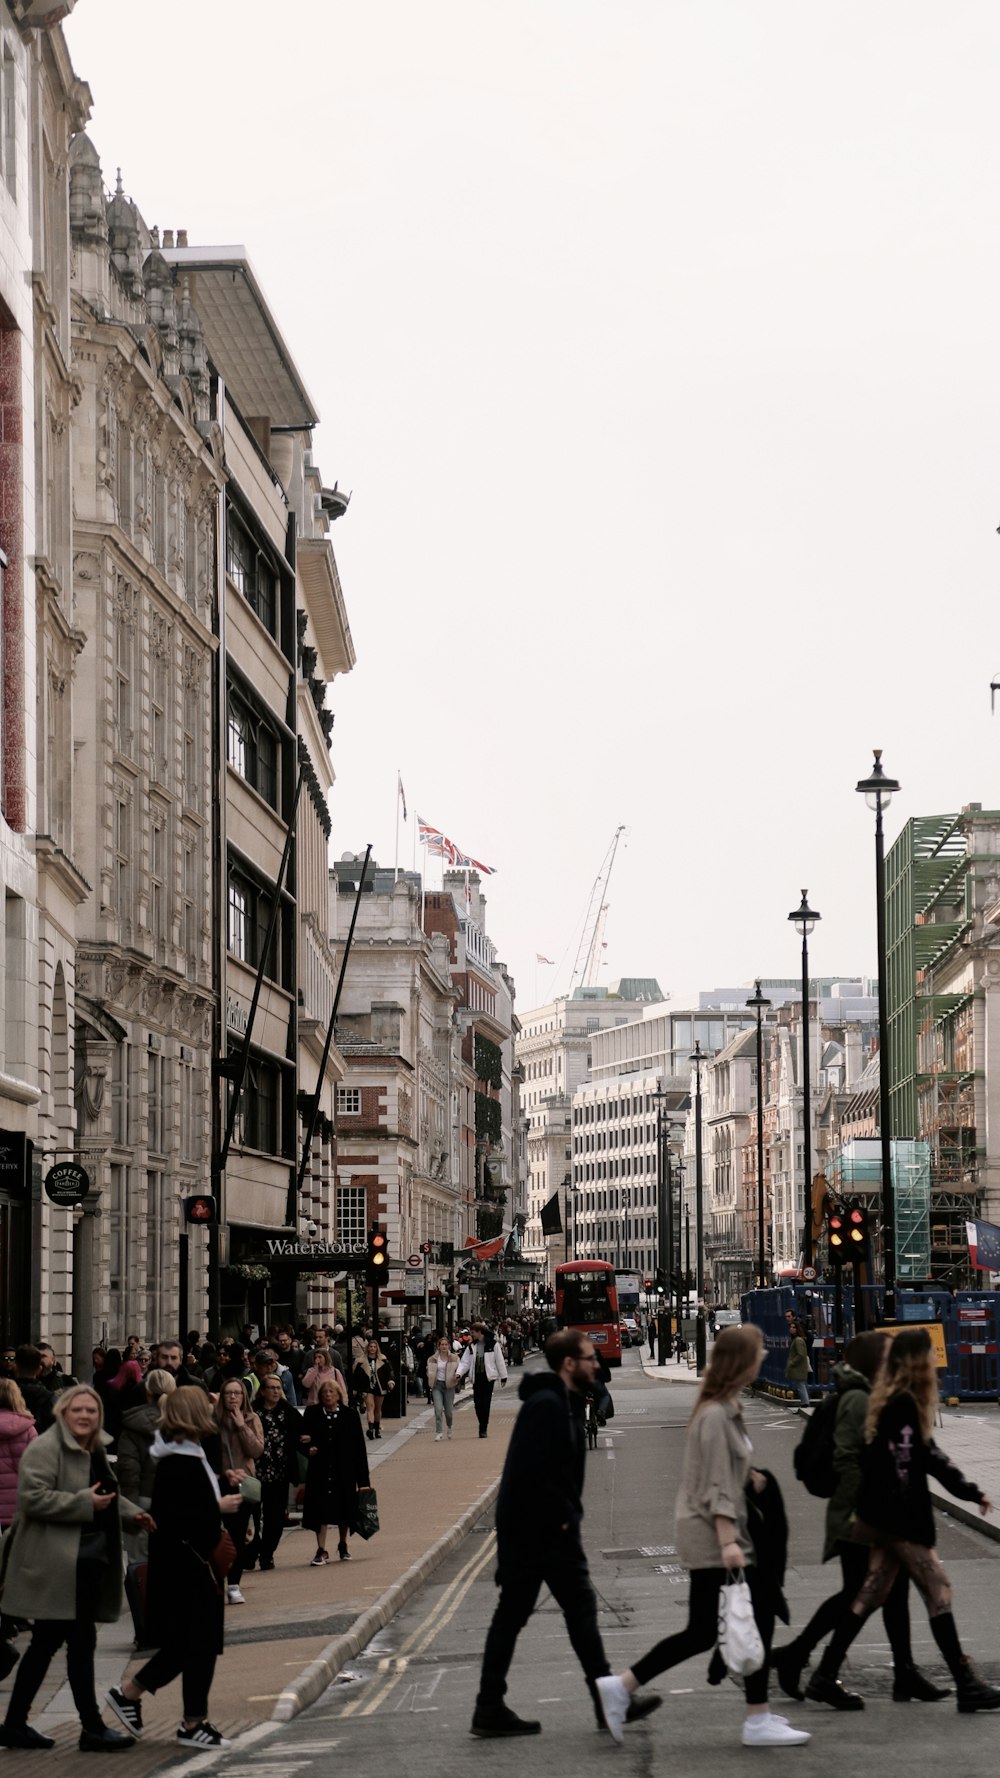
[717,1571,764,1678]
[239,1476,262,1504]
[354,1486,380,1541]
[208,1528,237,1585]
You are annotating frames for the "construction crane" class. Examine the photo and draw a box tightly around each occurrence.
[570,826,626,994]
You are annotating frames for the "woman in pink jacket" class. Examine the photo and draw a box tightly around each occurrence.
[0,1377,37,1675]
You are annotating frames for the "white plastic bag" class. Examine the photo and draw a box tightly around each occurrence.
[717,1572,765,1678]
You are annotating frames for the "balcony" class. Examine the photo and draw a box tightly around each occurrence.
[299,912,337,1044]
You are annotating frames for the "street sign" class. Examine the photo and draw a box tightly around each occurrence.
[404,1272,424,1297]
[44,1161,89,1207]
[802,1265,817,1282]
[405,1253,422,1269]
[420,1241,432,1255]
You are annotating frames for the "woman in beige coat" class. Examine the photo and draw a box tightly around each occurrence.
[597,1325,809,1752]
[0,1384,151,1752]
[213,1380,263,1604]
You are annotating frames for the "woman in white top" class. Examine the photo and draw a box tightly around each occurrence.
[455,1323,507,1439]
[426,1338,460,1441]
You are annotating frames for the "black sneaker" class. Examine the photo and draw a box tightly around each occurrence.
[176,1721,233,1749]
[471,1704,541,1738]
[79,1725,134,1751]
[107,1685,144,1738]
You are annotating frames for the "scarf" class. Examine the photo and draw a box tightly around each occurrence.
[150,1431,221,1500]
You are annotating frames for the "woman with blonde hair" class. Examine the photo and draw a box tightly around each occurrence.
[597,1323,809,1749]
[107,1386,242,1752]
[0,1383,151,1751]
[300,1345,348,1408]
[805,1327,1000,1712]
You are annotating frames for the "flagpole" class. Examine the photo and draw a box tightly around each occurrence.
[394,770,400,878]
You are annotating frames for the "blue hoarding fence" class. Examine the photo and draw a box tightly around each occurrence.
[740,1285,1000,1402]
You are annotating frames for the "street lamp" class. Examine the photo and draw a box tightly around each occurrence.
[856,748,901,1320]
[746,980,772,1289]
[689,1041,705,1303]
[789,890,821,1277]
[652,1089,673,1362]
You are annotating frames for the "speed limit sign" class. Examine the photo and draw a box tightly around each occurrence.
[802,1266,817,1282]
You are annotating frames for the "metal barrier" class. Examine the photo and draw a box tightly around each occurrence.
[740,1285,1000,1401]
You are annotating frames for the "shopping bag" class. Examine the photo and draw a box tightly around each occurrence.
[717,1572,764,1678]
[354,1486,380,1541]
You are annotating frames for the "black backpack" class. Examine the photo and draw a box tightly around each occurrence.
[792,1390,840,1497]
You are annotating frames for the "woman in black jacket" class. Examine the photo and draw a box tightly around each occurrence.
[809,1328,1000,1713]
[300,1380,370,1564]
[352,1340,394,1440]
[254,1375,301,1570]
[105,1387,242,1752]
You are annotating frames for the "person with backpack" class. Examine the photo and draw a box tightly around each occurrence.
[775,1331,947,1709]
[792,1328,1000,1715]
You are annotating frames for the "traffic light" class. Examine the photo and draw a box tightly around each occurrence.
[643,1278,654,1293]
[183,1195,215,1225]
[366,1225,388,1287]
[847,1202,869,1252]
[827,1203,848,1265]
[655,1267,667,1292]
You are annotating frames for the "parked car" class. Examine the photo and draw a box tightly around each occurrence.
[618,1322,635,1348]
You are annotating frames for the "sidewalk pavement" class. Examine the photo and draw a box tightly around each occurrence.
[0,1382,518,1769]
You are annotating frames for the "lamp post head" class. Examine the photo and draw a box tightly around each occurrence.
[856,748,900,813]
[746,979,772,1015]
[789,888,821,937]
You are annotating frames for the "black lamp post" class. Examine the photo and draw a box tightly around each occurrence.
[789,891,821,1276]
[652,1089,673,1362]
[689,1041,705,1302]
[746,980,772,1288]
[856,748,901,1320]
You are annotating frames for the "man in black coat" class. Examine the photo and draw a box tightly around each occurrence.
[471,1329,659,1740]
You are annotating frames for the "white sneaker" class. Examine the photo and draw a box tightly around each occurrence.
[435,1433,443,1441]
[226,1585,245,1604]
[742,1713,810,1747]
[447,1429,453,1439]
[596,1674,630,1744]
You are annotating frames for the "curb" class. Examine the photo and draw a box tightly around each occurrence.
[271,1474,501,1722]
[931,1484,1000,1544]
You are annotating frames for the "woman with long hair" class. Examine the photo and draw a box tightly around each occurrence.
[597,1324,809,1749]
[352,1340,394,1440]
[212,1380,263,1604]
[426,1336,460,1441]
[254,1374,301,1570]
[300,1378,370,1565]
[805,1327,1000,1712]
[300,1346,348,1408]
[0,1384,151,1751]
[0,1379,36,1669]
[106,1386,242,1751]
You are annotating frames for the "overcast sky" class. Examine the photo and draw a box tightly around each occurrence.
[65,2,1000,1013]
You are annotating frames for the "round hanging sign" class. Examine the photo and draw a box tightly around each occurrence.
[44,1162,89,1207]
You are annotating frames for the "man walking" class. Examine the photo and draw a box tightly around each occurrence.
[471,1329,659,1739]
[456,1322,507,1438]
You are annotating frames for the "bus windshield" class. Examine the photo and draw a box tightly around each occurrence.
[560,1271,614,1326]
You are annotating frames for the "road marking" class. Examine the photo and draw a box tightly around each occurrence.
[337,1531,498,1718]
[166,1720,280,1778]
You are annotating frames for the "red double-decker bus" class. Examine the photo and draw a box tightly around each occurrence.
[554,1259,622,1366]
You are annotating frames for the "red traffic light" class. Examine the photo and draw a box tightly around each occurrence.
[183,1195,215,1225]
[643,1279,653,1291]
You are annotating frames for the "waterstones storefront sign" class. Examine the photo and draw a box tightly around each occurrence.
[246,1238,373,1270]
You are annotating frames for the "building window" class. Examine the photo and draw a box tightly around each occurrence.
[183,834,199,966]
[115,620,133,758]
[179,1045,198,1162]
[112,1039,130,1146]
[337,1087,361,1116]
[147,1043,167,1155]
[226,686,278,807]
[145,1169,167,1334]
[226,510,277,636]
[226,866,281,980]
[336,1183,367,1245]
[150,811,167,947]
[115,795,131,924]
[183,670,199,797]
[109,1163,132,1332]
[231,1054,280,1153]
[150,642,168,782]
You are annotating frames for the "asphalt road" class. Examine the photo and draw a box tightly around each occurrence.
[190,1352,1000,1778]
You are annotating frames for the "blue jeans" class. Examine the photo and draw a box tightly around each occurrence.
[791,1378,810,1406]
[431,1382,454,1434]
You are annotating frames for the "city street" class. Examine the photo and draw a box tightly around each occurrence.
[139,1351,1000,1778]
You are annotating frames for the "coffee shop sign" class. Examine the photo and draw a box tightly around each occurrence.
[265,1238,367,1258]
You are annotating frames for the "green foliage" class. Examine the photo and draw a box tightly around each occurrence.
[474,1033,503,1091]
[475,1091,502,1146]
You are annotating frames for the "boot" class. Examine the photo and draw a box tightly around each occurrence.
[956,1658,1000,1714]
[804,1672,864,1711]
[771,1643,807,1702]
[366,1425,374,1439]
[893,1665,950,1703]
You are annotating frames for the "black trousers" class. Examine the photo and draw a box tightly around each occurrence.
[5,1565,104,1732]
[259,1479,290,1565]
[229,1501,260,1582]
[473,1377,495,1434]
[135,1610,219,1723]
[478,1534,608,1712]
[631,1566,775,1706]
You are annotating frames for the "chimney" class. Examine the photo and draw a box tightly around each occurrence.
[177,228,188,248]
[162,229,174,249]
